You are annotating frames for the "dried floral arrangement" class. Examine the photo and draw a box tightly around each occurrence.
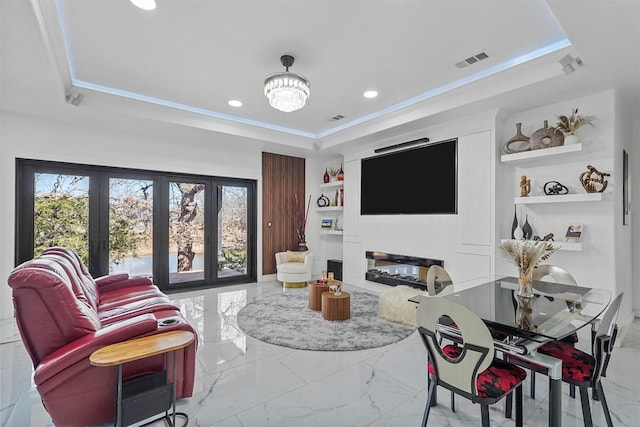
[327,167,339,178]
[499,239,557,278]
[294,193,311,242]
[555,108,595,134]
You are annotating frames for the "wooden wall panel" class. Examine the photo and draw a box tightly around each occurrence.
[262,152,305,275]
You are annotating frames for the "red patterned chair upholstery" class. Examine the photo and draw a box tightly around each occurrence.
[537,292,623,427]
[7,248,198,427]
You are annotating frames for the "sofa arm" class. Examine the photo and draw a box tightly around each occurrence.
[275,252,288,266]
[34,314,159,385]
[304,253,313,268]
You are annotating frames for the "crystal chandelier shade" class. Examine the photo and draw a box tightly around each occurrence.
[264,55,310,112]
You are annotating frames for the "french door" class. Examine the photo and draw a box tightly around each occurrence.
[16,159,256,290]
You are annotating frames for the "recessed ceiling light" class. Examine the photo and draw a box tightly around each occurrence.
[228,100,243,107]
[130,0,156,11]
[363,90,378,99]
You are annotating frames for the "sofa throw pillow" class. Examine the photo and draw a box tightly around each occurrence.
[287,250,308,263]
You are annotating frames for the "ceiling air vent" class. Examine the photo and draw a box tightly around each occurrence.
[455,51,489,68]
[329,114,345,122]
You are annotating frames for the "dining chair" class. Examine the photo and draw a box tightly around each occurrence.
[533,264,578,286]
[510,292,623,427]
[417,297,526,427]
[425,265,453,296]
[528,264,579,399]
[539,292,622,427]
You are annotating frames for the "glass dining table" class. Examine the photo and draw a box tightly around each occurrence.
[410,275,611,427]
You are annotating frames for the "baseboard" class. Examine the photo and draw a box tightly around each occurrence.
[616,313,636,347]
[260,273,277,282]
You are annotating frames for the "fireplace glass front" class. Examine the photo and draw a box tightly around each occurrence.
[365,251,443,290]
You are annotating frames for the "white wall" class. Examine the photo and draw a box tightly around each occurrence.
[339,110,498,292]
[0,112,267,319]
[2,90,636,322]
[304,154,345,278]
[496,90,634,323]
[633,117,640,316]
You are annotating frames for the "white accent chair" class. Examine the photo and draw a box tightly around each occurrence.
[275,251,313,288]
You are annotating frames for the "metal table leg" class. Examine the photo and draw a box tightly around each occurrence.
[115,364,123,427]
[513,351,563,427]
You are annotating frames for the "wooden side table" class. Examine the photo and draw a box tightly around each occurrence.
[308,281,331,310]
[321,291,351,320]
[90,330,195,427]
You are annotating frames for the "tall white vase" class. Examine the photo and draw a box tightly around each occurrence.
[513,225,524,240]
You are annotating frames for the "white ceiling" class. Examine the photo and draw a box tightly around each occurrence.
[2,0,639,151]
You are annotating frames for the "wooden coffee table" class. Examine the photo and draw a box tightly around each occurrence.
[321,291,350,321]
[308,281,331,310]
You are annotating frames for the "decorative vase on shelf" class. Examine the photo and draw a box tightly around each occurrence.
[564,132,579,145]
[522,215,532,240]
[323,168,330,184]
[513,224,524,240]
[511,208,519,239]
[337,164,344,181]
[503,122,531,154]
[530,120,564,150]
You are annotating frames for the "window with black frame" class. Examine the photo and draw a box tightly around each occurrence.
[16,159,257,291]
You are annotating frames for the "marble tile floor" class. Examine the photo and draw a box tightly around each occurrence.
[2,281,640,426]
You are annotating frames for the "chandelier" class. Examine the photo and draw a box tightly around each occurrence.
[264,55,310,112]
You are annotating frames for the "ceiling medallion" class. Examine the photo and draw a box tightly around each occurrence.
[264,55,310,113]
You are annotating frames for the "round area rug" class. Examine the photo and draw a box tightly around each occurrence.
[236,289,415,351]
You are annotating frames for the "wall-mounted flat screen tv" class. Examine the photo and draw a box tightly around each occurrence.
[360,138,457,215]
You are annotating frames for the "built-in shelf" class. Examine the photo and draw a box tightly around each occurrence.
[501,239,582,252]
[321,229,343,235]
[515,192,602,204]
[320,181,344,189]
[501,143,582,163]
[316,206,344,212]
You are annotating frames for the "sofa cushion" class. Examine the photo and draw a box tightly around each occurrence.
[286,250,308,263]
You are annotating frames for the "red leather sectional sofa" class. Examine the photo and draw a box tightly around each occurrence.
[7,247,198,426]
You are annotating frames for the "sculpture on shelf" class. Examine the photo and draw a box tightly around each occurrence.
[317,194,330,207]
[533,233,555,242]
[580,165,610,193]
[520,175,531,197]
[544,181,569,195]
[530,120,564,150]
[533,233,555,250]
